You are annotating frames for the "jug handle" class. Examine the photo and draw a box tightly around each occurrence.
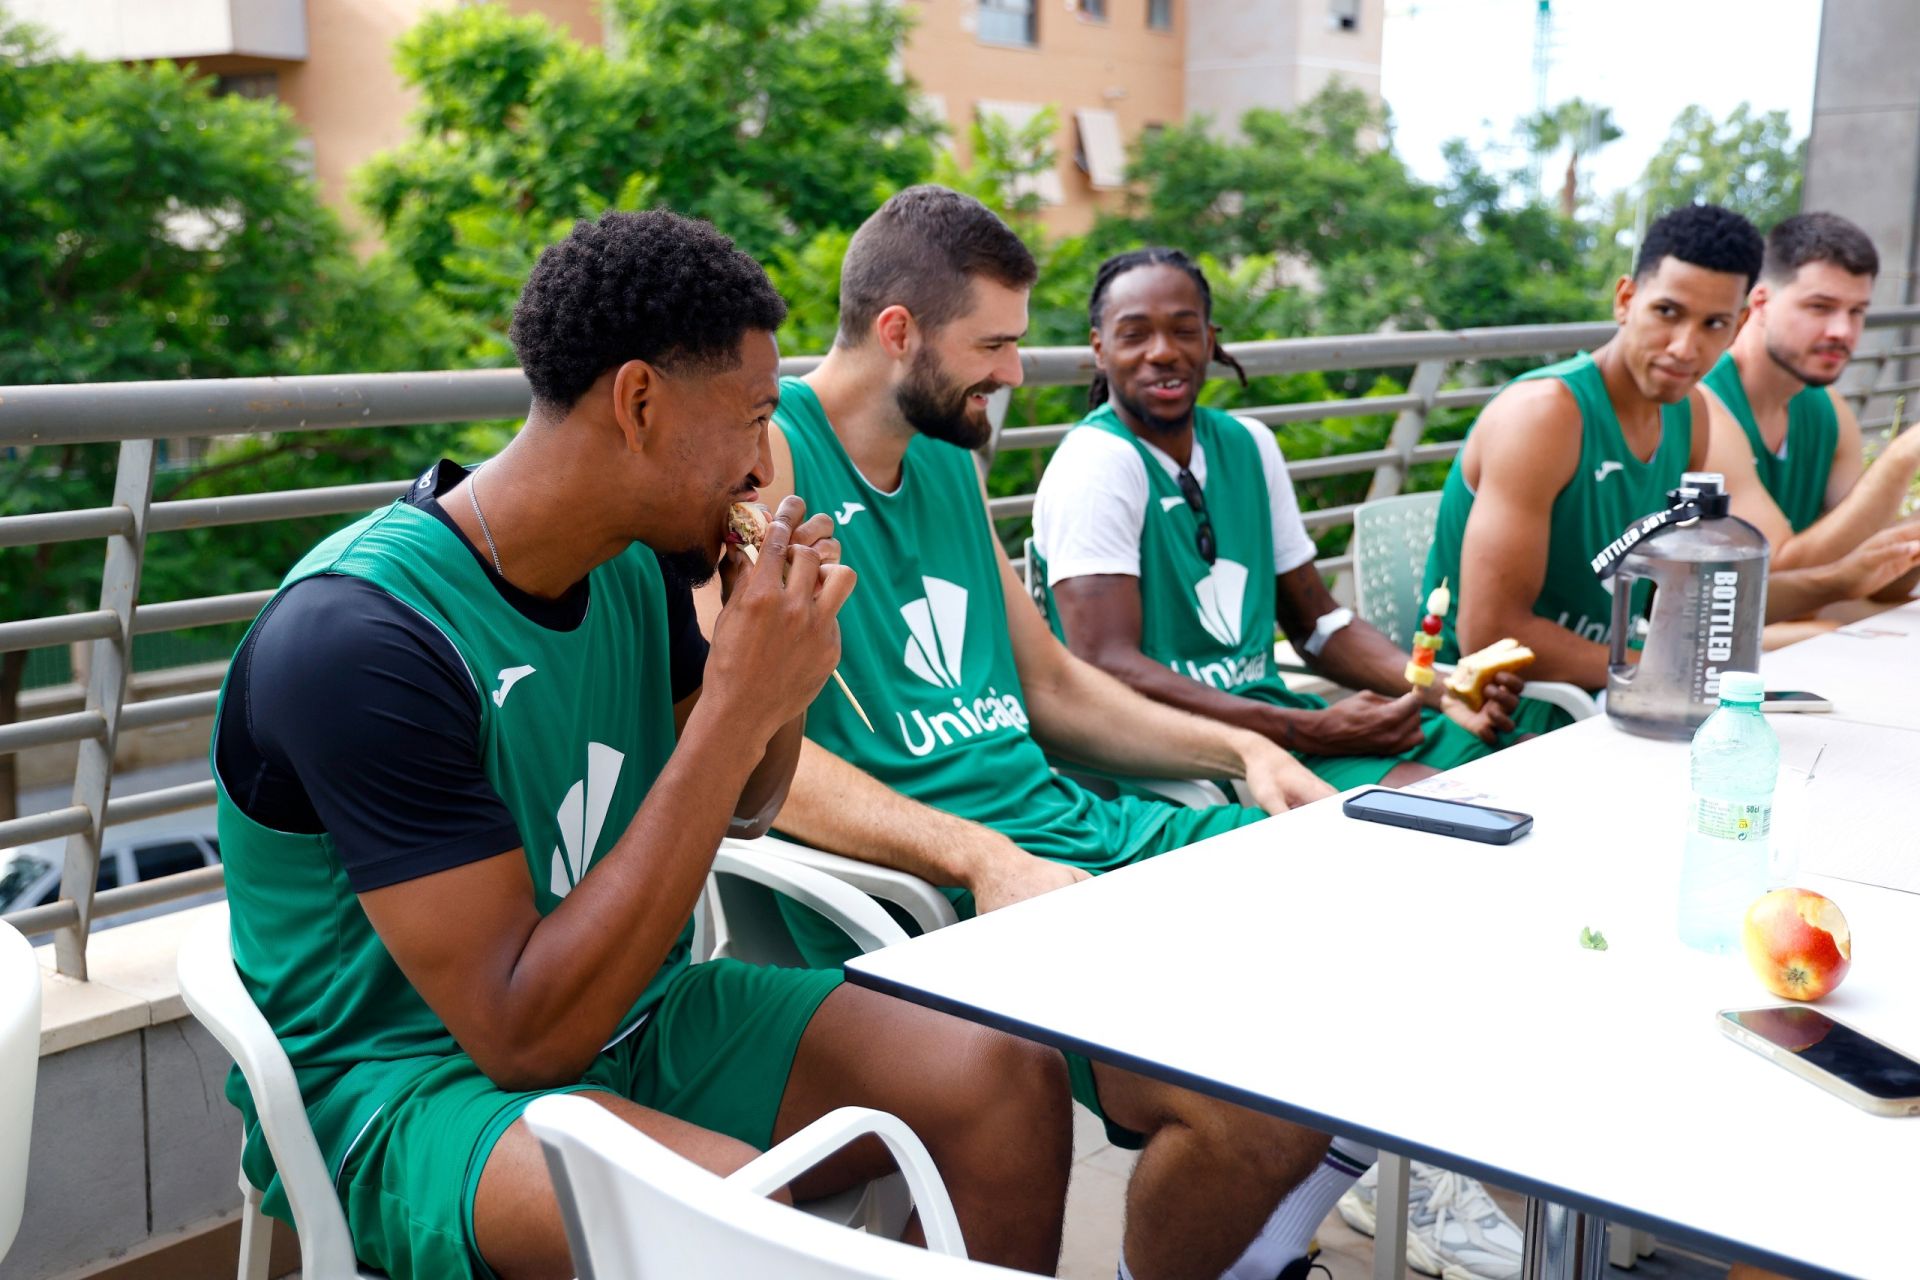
[1607,566,1640,683]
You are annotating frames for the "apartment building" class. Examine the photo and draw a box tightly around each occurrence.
[14,0,1383,237]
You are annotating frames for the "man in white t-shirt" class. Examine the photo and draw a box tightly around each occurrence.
[1034,248,1535,1280]
[1033,248,1523,793]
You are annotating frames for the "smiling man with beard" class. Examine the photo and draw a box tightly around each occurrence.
[732,185,1377,1280]
[1702,213,1920,608]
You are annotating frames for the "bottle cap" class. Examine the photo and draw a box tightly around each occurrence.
[1719,671,1764,704]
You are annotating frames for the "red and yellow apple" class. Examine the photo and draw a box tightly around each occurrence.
[1742,889,1851,1001]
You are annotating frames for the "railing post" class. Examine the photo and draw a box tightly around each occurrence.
[52,438,154,979]
[1367,359,1448,502]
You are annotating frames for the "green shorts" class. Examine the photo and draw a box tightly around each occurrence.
[332,958,840,1280]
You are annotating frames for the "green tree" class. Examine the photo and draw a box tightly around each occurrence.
[1522,98,1622,218]
[361,0,940,353]
[0,12,457,817]
[1599,104,1805,276]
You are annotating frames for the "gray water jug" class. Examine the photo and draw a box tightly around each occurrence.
[1600,472,1770,740]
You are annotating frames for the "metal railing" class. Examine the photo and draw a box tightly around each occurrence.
[4,310,1916,975]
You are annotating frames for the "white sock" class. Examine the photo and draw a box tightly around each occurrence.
[1217,1138,1379,1280]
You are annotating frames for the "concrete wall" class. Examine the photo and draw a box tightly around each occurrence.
[900,0,1188,234]
[1803,0,1920,309]
[1184,0,1384,134]
[5,1021,246,1280]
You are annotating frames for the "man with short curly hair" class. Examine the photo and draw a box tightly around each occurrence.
[210,210,1074,1280]
[1421,203,1920,704]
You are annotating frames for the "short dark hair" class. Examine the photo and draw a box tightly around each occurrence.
[1634,204,1764,290]
[1763,212,1880,284]
[836,186,1038,346]
[509,210,788,412]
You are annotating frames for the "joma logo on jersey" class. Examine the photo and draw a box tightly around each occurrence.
[895,576,1031,758]
[548,742,624,899]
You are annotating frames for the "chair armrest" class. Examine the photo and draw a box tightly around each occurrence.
[725,836,960,935]
[728,1106,967,1258]
[1516,679,1600,722]
[710,845,912,954]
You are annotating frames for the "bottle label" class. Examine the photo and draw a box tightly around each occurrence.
[1692,796,1771,841]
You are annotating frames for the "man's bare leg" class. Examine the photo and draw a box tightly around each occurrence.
[475,1092,770,1280]
[772,983,1073,1274]
[1095,1063,1331,1280]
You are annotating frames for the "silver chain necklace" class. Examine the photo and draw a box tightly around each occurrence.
[466,471,505,577]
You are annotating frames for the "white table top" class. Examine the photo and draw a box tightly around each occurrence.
[847,710,1920,1280]
[1763,598,1920,733]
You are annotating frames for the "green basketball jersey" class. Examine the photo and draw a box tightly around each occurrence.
[1423,352,1694,661]
[1036,404,1302,707]
[772,379,1179,869]
[212,491,683,1208]
[1703,351,1838,533]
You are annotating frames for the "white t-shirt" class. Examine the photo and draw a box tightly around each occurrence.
[1032,414,1318,586]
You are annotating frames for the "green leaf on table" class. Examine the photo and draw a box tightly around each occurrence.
[1579,927,1609,951]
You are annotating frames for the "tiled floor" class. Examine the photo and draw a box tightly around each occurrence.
[1058,1105,1735,1280]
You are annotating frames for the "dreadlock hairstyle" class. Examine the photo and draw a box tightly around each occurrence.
[1085,247,1249,411]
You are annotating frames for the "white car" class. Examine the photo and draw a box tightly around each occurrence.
[0,806,221,933]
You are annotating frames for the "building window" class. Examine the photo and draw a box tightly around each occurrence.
[1077,0,1107,19]
[978,0,1037,46]
[213,71,280,100]
[1329,0,1360,32]
[1148,0,1173,31]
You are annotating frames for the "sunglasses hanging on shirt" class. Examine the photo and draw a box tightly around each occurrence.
[1174,466,1216,564]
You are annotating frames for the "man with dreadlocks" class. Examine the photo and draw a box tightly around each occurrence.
[1033,249,1522,794]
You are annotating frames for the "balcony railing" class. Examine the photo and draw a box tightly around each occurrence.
[4,311,1917,976]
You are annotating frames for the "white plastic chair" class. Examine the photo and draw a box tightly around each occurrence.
[1350,490,1597,723]
[176,906,382,1280]
[0,922,40,1266]
[178,849,925,1280]
[526,1093,1036,1279]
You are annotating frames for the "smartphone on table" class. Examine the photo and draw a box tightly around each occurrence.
[1762,690,1833,713]
[1719,1007,1920,1116]
[1341,789,1533,845]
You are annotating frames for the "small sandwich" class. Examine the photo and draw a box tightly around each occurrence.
[1443,638,1536,711]
[726,503,771,561]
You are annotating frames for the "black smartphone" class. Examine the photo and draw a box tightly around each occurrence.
[1761,690,1833,713]
[1340,788,1533,845]
[1719,1007,1920,1116]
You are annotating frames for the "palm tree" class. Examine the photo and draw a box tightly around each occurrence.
[1524,98,1623,218]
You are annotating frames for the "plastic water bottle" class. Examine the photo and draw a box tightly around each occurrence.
[1678,671,1778,953]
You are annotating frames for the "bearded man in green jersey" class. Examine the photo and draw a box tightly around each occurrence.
[736,185,1361,1280]
[210,210,1075,1280]
[1701,213,1920,621]
[1422,203,1920,705]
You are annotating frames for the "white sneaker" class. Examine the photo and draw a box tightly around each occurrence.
[1335,1162,1523,1280]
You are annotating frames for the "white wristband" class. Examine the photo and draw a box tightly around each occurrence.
[1302,606,1355,658]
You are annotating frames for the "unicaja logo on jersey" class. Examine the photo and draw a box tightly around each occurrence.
[895,576,1030,757]
[1193,559,1249,647]
[548,742,623,899]
[1177,559,1268,690]
[902,577,967,688]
